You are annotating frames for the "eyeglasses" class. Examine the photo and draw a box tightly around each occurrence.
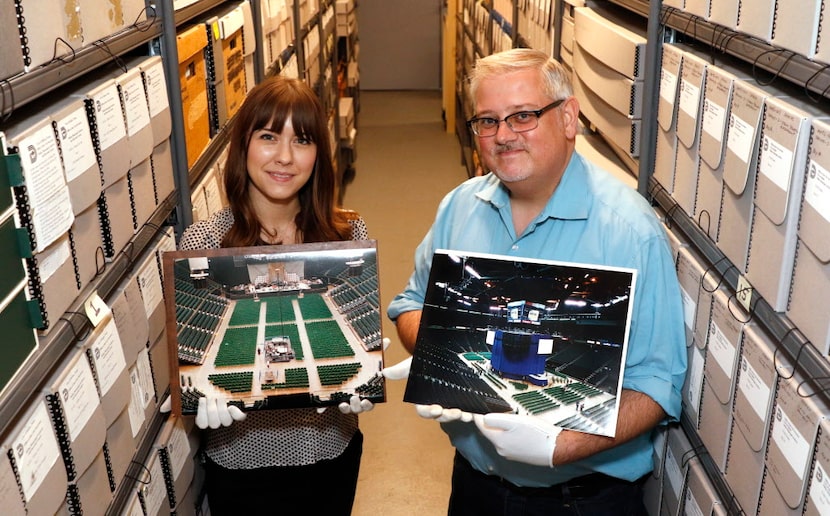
[466,99,566,137]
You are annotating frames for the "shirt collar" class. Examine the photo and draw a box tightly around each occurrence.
[475,151,591,221]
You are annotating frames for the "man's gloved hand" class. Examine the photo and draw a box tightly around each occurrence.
[474,413,562,467]
[415,403,474,423]
[195,396,246,430]
[338,394,375,414]
[159,396,172,413]
[380,356,412,380]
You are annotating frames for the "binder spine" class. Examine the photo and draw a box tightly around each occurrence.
[158,447,178,508]
[204,25,220,136]
[127,171,138,231]
[14,176,49,328]
[84,99,106,188]
[103,442,117,492]
[97,192,116,259]
[818,1,825,54]
[149,153,159,205]
[67,228,82,290]
[7,448,27,512]
[770,1,779,40]
[13,0,30,68]
[65,483,82,515]
[46,392,78,481]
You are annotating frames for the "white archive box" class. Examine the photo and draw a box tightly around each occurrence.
[683,0,711,19]
[761,373,830,515]
[654,43,684,194]
[110,273,151,363]
[643,424,669,515]
[661,424,698,516]
[42,347,107,481]
[725,321,780,515]
[736,0,776,42]
[71,203,105,293]
[573,43,644,119]
[65,448,110,516]
[129,157,157,232]
[673,48,709,218]
[51,96,102,216]
[718,80,774,272]
[573,74,641,158]
[573,5,646,81]
[100,174,134,259]
[695,63,752,241]
[77,0,146,45]
[4,400,68,515]
[138,56,173,146]
[804,418,830,516]
[683,460,723,515]
[708,0,740,29]
[698,288,747,472]
[17,0,83,72]
[115,66,155,169]
[82,314,131,427]
[789,118,830,353]
[771,0,825,59]
[746,97,830,312]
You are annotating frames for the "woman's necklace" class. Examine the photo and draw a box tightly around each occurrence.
[260,223,298,244]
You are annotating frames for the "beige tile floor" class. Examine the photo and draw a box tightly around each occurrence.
[341,90,470,515]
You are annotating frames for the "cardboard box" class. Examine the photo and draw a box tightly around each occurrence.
[771,0,824,58]
[561,15,575,54]
[3,401,68,516]
[18,0,82,71]
[73,78,130,189]
[698,289,746,471]
[695,65,751,241]
[683,460,722,515]
[177,25,210,168]
[654,44,684,193]
[718,80,771,272]
[804,418,830,516]
[129,158,156,232]
[155,416,198,511]
[150,329,170,406]
[138,56,172,146]
[77,0,146,45]
[141,449,171,515]
[643,425,668,515]
[736,0,776,42]
[219,7,248,121]
[33,234,80,332]
[83,317,131,427]
[0,446,26,515]
[44,347,107,480]
[137,248,166,343]
[708,0,740,29]
[683,0,711,19]
[115,66,154,169]
[70,203,105,292]
[661,424,697,515]
[51,98,101,215]
[105,407,139,494]
[151,140,176,206]
[673,49,708,218]
[100,175,134,258]
[126,347,157,441]
[573,43,643,119]
[788,118,830,353]
[110,274,151,363]
[573,5,646,81]
[746,97,829,311]
[0,1,23,81]
[72,449,111,516]
[240,0,256,93]
[573,75,641,157]
[763,373,830,514]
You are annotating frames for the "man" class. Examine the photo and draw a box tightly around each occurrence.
[386,48,686,515]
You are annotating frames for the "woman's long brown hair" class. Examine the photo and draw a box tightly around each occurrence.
[221,75,351,247]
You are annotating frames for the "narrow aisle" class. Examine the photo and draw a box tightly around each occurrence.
[341,90,469,515]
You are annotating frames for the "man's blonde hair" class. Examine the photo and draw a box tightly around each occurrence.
[468,48,573,104]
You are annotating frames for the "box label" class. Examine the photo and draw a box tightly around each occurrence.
[708,320,736,379]
[12,402,61,502]
[772,405,811,480]
[703,99,726,142]
[56,356,100,442]
[804,159,830,223]
[55,106,97,182]
[89,318,127,396]
[759,134,794,192]
[809,460,830,514]
[738,356,771,421]
[679,79,701,118]
[727,113,755,164]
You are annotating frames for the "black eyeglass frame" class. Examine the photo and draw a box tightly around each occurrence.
[466,98,567,137]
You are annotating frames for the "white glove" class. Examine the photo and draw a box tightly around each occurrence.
[415,403,474,423]
[381,356,412,380]
[338,394,375,414]
[474,413,561,467]
[195,396,246,429]
[159,396,172,413]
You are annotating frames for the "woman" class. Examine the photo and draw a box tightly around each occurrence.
[178,75,369,514]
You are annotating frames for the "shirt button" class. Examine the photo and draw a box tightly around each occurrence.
[488,465,495,472]
[511,244,519,250]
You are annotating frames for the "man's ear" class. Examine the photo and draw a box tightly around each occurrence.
[561,96,580,139]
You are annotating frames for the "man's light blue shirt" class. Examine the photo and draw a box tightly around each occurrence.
[388,152,687,487]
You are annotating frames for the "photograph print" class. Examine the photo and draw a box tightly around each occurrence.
[162,240,385,417]
[404,249,637,437]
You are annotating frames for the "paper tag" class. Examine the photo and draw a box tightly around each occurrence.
[759,134,795,192]
[708,320,737,379]
[772,405,811,481]
[738,356,772,421]
[84,291,111,327]
[56,357,100,442]
[12,402,61,502]
[686,347,705,412]
[804,159,830,224]
[660,69,678,104]
[736,274,753,313]
[137,257,163,319]
[665,445,684,495]
[680,286,696,331]
[679,78,702,118]
[55,105,97,182]
[142,457,166,515]
[121,75,151,138]
[143,61,169,118]
[92,85,127,150]
[89,318,127,396]
[809,460,830,514]
[702,99,726,142]
[727,113,755,164]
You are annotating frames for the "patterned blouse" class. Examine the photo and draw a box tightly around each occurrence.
[178,206,369,469]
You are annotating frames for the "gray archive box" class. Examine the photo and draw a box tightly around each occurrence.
[804,418,830,516]
[672,48,709,218]
[0,446,26,516]
[746,97,830,311]
[654,43,684,194]
[70,202,105,293]
[83,317,131,427]
[661,424,698,516]
[736,0,776,42]
[788,118,830,353]
[683,460,723,515]
[51,97,102,216]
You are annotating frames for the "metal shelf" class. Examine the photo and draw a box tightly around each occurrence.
[0,190,178,439]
